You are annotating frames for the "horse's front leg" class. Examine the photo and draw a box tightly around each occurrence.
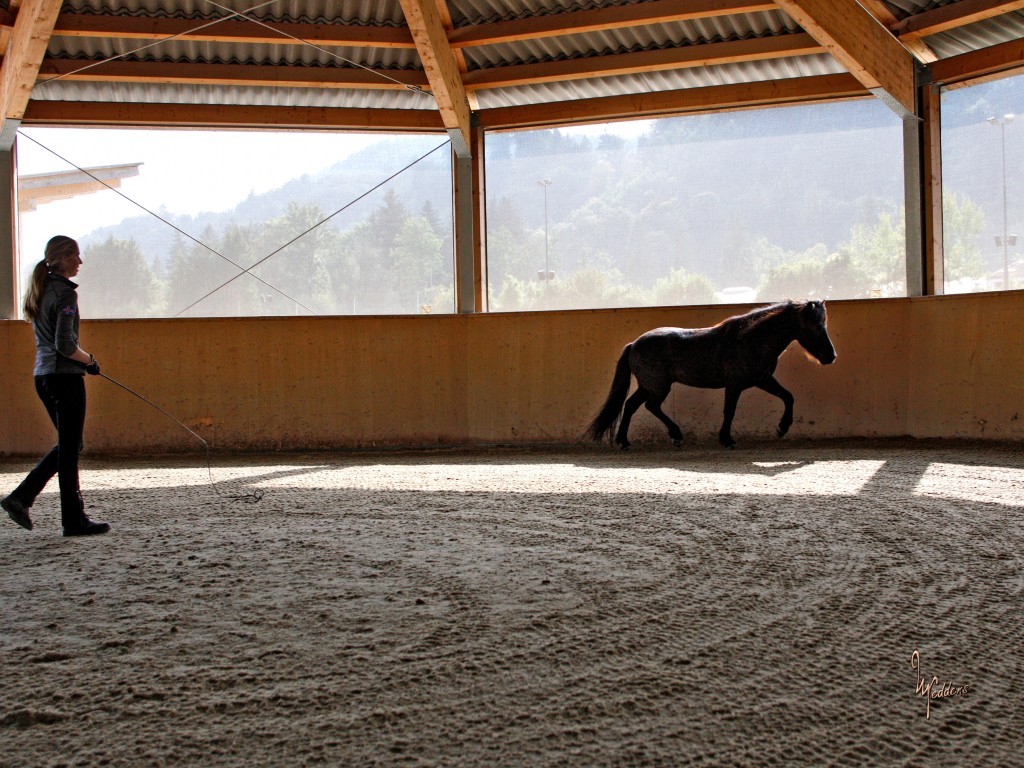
[757,376,794,438]
[719,387,742,448]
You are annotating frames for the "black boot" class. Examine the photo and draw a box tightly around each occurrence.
[62,492,110,537]
[2,494,33,531]
[63,517,111,537]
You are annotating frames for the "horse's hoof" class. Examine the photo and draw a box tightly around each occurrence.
[776,427,788,439]
[672,439,682,448]
[617,443,630,451]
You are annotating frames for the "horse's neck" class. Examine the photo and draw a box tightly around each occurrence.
[746,310,801,353]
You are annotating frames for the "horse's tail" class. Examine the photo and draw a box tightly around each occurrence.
[585,343,633,443]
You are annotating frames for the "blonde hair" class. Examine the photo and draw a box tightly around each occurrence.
[23,235,79,321]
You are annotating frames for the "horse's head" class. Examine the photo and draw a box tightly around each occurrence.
[796,300,836,365]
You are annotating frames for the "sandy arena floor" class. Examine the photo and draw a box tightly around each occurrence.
[1,439,1022,767]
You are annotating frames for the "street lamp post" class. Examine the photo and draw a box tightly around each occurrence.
[538,178,553,303]
[988,114,1015,289]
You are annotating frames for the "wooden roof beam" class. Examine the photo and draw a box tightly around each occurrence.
[773,0,917,117]
[448,0,777,48]
[0,0,63,148]
[856,0,936,63]
[929,36,1024,86]
[434,0,478,111]
[0,10,15,55]
[399,0,473,156]
[463,33,822,90]
[36,59,429,90]
[22,100,446,131]
[478,73,868,130]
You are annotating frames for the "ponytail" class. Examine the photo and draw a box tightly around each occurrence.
[23,235,79,321]
[22,260,49,321]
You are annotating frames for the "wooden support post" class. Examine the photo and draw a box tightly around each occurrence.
[903,72,926,298]
[470,123,487,312]
[454,142,475,313]
[921,83,944,294]
[0,145,18,318]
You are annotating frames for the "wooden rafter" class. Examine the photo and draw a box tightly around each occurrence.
[448,0,777,48]
[10,0,1024,139]
[0,10,15,56]
[36,59,429,90]
[434,0,478,111]
[856,0,937,63]
[856,0,900,27]
[477,73,867,129]
[0,0,64,129]
[930,36,1024,85]
[463,33,822,90]
[773,0,917,117]
[399,0,472,156]
[23,100,446,131]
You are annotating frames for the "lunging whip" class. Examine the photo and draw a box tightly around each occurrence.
[99,372,264,503]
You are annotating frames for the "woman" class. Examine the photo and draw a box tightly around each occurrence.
[1,236,110,536]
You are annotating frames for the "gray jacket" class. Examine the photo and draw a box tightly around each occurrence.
[33,274,88,376]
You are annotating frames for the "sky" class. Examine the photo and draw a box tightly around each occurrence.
[17,127,381,216]
[16,126,384,276]
[19,119,654,219]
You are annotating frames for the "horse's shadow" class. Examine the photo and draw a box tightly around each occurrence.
[563,446,813,477]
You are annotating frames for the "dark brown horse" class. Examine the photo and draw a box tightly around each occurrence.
[586,300,836,449]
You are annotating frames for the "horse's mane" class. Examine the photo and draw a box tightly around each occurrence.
[716,300,801,332]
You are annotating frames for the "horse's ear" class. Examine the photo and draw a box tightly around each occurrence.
[801,300,824,321]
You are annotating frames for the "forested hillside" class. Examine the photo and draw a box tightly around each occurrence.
[67,92,1020,317]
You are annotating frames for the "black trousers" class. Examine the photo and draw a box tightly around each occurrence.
[12,374,86,525]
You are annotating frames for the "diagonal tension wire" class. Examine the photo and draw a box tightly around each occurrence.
[35,0,431,97]
[33,0,283,89]
[204,0,431,95]
[174,138,452,317]
[17,130,318,315]
[100,372,264,503]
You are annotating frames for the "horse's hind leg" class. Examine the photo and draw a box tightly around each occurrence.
[645,387,684,447]
[615,389,648,450]
[719,386,742,448]
[757,376,795,438]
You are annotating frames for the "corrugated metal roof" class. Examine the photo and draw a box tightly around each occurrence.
[461,13,800,70]
[881,1,956,20]
[472,53,845,108]
[20,0,1024,123]
[49,38,421,70]
[449,0,636,27]
[878,0,1024,63]
[61,0,408,26]
[30,80,439,110]
[923,12,1024,59]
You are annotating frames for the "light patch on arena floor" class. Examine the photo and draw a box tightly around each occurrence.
[224,458,889,496]
[914,462,1024,506]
